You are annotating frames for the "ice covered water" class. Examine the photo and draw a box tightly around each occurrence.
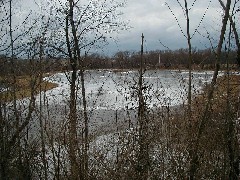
[7,69,218,136]
[44,69,217,110]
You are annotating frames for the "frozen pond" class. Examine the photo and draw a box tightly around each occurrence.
[32,69,218,133]
[4,69,221,137]
[44,69,217,110]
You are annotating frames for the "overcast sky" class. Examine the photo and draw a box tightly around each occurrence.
[12,0,239,56]
[104,0,225,55]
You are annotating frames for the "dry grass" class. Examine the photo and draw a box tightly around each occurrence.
[192,74,239,114]
[162,74,240,178]
[0,74,58,102]
[169,74,239,145]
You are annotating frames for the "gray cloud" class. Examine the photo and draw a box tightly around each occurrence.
[12,0,239,56]
[106,0,227,55]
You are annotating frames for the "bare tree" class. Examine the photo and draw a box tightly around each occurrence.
[0,0,40,178]
[219,0,240,68]
[136,33,150,179]
[189,0,232,178]
[43,0,128,178]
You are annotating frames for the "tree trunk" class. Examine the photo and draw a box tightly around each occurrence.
[137,33,149,179]
[66,3,79,178]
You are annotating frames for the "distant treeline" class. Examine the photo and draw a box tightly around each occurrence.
[78,48,238,70]
[0,48,238,76]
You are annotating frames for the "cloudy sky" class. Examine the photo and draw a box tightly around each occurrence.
[104,0,225,55]
[11,0,239,56]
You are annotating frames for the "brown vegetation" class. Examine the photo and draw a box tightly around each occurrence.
[167,74,240,178]
[0,75,58,101]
